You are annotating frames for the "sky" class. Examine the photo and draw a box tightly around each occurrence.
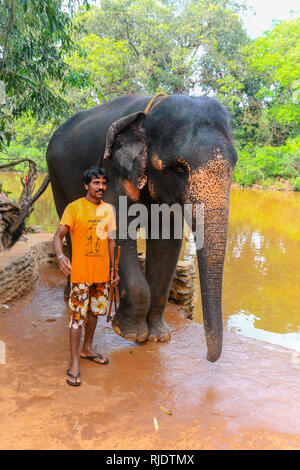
[242,0,299,38]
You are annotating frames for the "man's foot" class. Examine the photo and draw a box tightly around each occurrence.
[66,369,81,386]
[80,351,109,365]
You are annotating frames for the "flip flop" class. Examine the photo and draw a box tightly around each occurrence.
[80,353,109,365]
[66,369,81,387]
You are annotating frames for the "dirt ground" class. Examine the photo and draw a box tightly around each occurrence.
[1,265,300,451]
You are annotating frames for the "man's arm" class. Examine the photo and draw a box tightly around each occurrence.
[53,224,71,277]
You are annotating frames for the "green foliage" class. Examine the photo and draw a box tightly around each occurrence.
[220,17,300,148]
[0,0,91,152]
[9,114,54,151]
[65,33,140,107]
[1,1,299,194]
[1,142,47,172]
[233,137,300,190]
[292,177,300,191]
[68,0,248,105]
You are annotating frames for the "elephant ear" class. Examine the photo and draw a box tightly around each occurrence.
[103,112,147,190]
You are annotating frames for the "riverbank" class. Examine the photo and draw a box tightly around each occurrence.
[232,138,300,192]
[231,179,296,192]
[1,263,300,450]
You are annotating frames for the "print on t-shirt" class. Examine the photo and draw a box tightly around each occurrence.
[86,219,105,256]
[85,208,110,257]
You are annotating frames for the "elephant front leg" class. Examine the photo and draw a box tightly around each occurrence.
[112,238,150,343]
[145,237,182,342]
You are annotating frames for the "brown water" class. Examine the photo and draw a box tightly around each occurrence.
[1,172,59,233]
[189,188,300,353]
[2,172,300,353]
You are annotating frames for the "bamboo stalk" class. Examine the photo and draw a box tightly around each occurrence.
[106,245,121,322]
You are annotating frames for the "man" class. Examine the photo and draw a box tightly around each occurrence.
[54,166,119,387]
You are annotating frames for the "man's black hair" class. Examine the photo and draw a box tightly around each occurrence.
[82,166,109,185]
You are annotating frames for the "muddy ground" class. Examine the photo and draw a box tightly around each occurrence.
[1,265,300,450]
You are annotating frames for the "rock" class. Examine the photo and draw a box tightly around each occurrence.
[0,233,54,304]
[138,252,196,319]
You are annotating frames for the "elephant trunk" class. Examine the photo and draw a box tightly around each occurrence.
[195,206,229,362]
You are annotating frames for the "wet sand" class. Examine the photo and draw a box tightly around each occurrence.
[1,265,300,450]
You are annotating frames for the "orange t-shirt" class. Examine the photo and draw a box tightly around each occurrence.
[60,198,116,283]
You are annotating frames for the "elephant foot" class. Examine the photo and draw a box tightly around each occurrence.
[147,318,170,342]
[112,314,148,343]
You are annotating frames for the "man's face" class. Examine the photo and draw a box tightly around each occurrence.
[85,175,107,202]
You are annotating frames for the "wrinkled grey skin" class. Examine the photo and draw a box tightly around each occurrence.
[46,94,237,362]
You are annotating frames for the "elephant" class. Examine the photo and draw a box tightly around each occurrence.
[46,94,237,362]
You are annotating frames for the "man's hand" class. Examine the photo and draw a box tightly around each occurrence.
[110,270,119,288]
[58,255,71,277]
[54,224,71,277]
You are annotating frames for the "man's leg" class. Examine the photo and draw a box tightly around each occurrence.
[67,283,90,385]
[81,310,98,353]
[80,283,109,364]
[68,327,81,385]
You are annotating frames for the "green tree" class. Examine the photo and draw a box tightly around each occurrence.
[244,18,300,146]
[215,17,300,147]
[69,0,249,105]
[0,0,90,152]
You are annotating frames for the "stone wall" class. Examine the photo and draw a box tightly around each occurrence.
[0,234,55,304]
[169,260,196,319]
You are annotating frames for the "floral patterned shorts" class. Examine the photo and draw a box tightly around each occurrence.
[69,282,109,329]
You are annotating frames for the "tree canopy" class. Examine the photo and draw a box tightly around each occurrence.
[1,0,300,189]
[0,0,89,152]
[70,0,249,103]
[242,18,300,145]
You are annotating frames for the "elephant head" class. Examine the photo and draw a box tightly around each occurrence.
[104,95,237,362]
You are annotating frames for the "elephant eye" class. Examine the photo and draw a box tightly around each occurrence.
[172,161,188,177]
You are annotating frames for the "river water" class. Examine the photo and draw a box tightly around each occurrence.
[2,172,300,353]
